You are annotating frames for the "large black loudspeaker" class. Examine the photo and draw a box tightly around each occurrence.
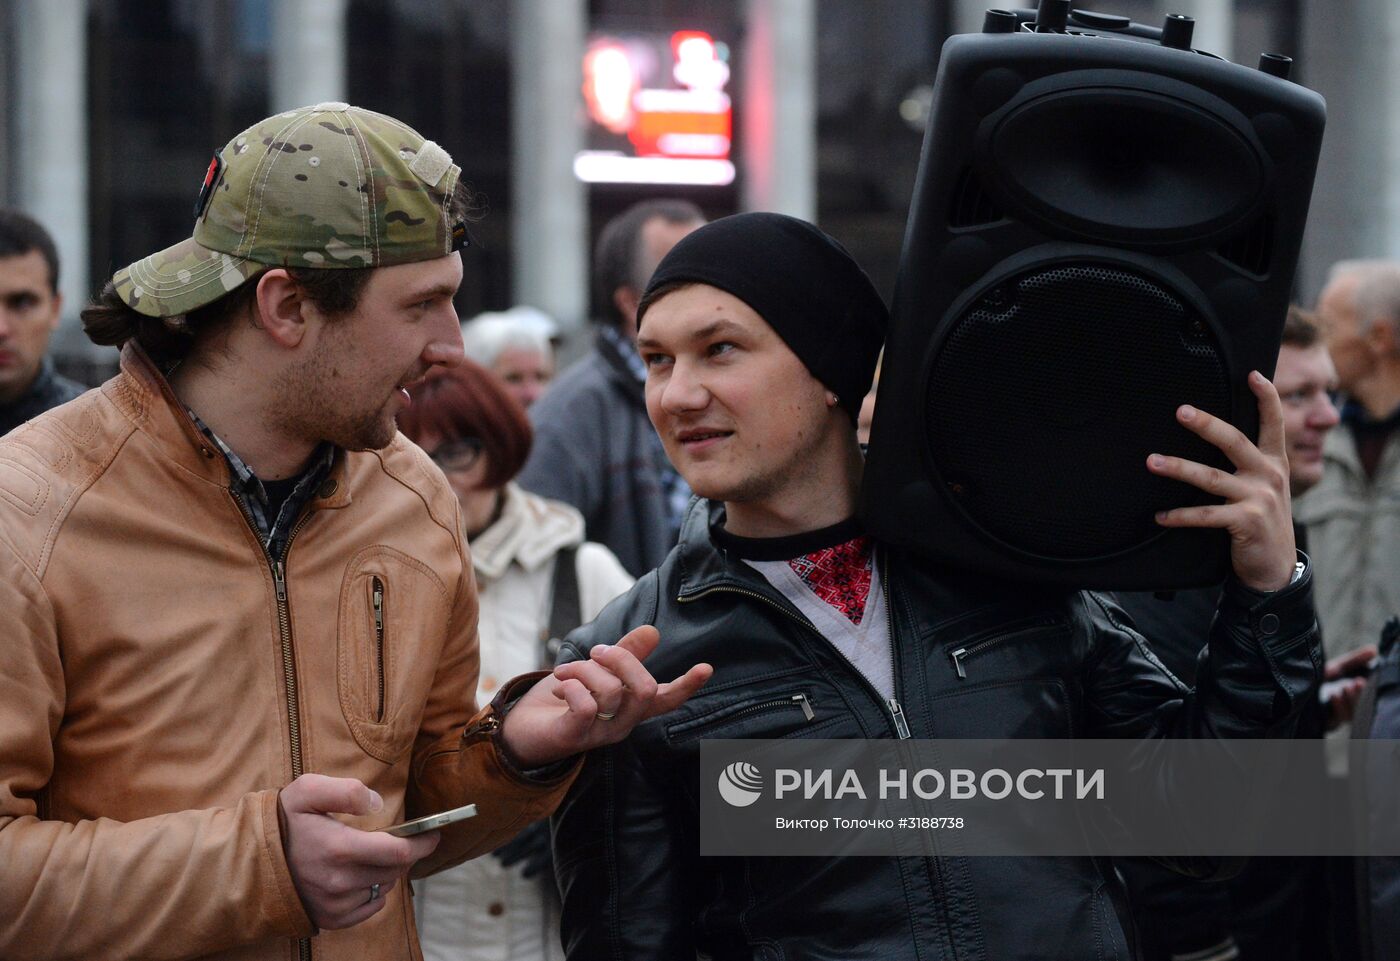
[859,3,1326,589]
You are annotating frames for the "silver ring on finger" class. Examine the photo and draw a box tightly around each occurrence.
[368,882,382,903]
[587,686,620,721]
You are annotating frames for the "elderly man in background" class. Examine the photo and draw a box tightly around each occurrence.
[461,305,558,410]
[1296,261,1400,661]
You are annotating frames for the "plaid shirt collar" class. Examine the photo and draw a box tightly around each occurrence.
[187,409,336,557]
[596,325,691,537]
[599,324,649,384]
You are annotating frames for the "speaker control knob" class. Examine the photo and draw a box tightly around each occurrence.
[1259,53,1293,79]
[1034,0,1070,33]
[1161,14,1195,50]
[983,9,1019,33]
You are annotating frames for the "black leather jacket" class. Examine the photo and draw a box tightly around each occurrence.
[552,501,1322,961]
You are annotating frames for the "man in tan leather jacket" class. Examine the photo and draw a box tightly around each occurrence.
[0,104,710,961]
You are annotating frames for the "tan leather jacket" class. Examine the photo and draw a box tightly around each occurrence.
[0,346,578,961]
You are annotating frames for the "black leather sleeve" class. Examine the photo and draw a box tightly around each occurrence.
[1081,558,1321,740]
[1078,557,1322,879]
[550,571,701,960]
[552,735,701,960]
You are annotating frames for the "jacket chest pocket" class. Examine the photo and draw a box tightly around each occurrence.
[664,686,849,745]
[925,617,1078,737]
[944,618,1069,682]
[337,546,452,763]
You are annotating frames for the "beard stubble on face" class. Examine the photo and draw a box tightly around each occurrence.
[273,344,407,453]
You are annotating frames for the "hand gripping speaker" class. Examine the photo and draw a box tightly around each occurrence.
[859,5,1325,589]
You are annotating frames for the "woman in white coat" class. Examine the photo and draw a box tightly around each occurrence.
[400,360,635,961]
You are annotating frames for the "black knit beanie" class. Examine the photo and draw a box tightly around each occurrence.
[636,212,888,422]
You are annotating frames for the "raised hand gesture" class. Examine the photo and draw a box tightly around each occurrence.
[500,625,712,768]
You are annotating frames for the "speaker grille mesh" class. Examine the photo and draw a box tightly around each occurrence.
[926,264,1231,560]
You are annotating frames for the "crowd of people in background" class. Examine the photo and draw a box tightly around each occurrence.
[5,119,1400,960]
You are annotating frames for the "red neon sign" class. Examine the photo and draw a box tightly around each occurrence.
[578,29,735,185]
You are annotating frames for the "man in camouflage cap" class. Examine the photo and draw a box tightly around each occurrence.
[0,103,709,961]
[114,102,472,319]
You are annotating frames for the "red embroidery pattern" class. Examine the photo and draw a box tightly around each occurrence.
[789,536,874,625]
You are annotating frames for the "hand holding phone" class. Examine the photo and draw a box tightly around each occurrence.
[280,774,441,930]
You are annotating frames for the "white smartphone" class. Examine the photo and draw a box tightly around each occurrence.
[381,803,478,837]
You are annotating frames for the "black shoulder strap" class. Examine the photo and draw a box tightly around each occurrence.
[543,546,581,667]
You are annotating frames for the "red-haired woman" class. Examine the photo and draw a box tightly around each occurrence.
[399,360,633,961]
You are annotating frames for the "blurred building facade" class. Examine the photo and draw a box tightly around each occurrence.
[0,0,1369,381]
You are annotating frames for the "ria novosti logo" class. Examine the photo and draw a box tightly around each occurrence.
[717,761,1107,807]
[718,761,764,807]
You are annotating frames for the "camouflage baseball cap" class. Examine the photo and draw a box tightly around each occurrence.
[115,102,469,318]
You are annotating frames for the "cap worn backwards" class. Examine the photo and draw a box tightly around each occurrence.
[114,103,468,319]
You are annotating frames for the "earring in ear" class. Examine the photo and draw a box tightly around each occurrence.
[827,393,839,407]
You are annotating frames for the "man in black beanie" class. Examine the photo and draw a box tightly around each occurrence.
[549,212,1319,959]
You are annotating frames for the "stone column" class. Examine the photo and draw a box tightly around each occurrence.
[13,0,89,346]
[270,0,348,112]
[742,0,816,219]
[0,3,13,209]
[1296,0,1398,298]
[510,0,588,330]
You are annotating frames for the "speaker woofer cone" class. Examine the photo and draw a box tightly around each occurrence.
[925,261,1232,561]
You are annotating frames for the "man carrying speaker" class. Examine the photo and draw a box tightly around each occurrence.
[549,212,1320,960]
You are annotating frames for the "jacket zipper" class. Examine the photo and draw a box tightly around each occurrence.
[231,493,315,961]
[948,619,1063,680]
[424,710,501,766]
[748,693,815,722]
[876,549,912,738]
[373,577,386,722]
[873,552,960,961]
[680,576,911,739]
[677,693,815,741]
